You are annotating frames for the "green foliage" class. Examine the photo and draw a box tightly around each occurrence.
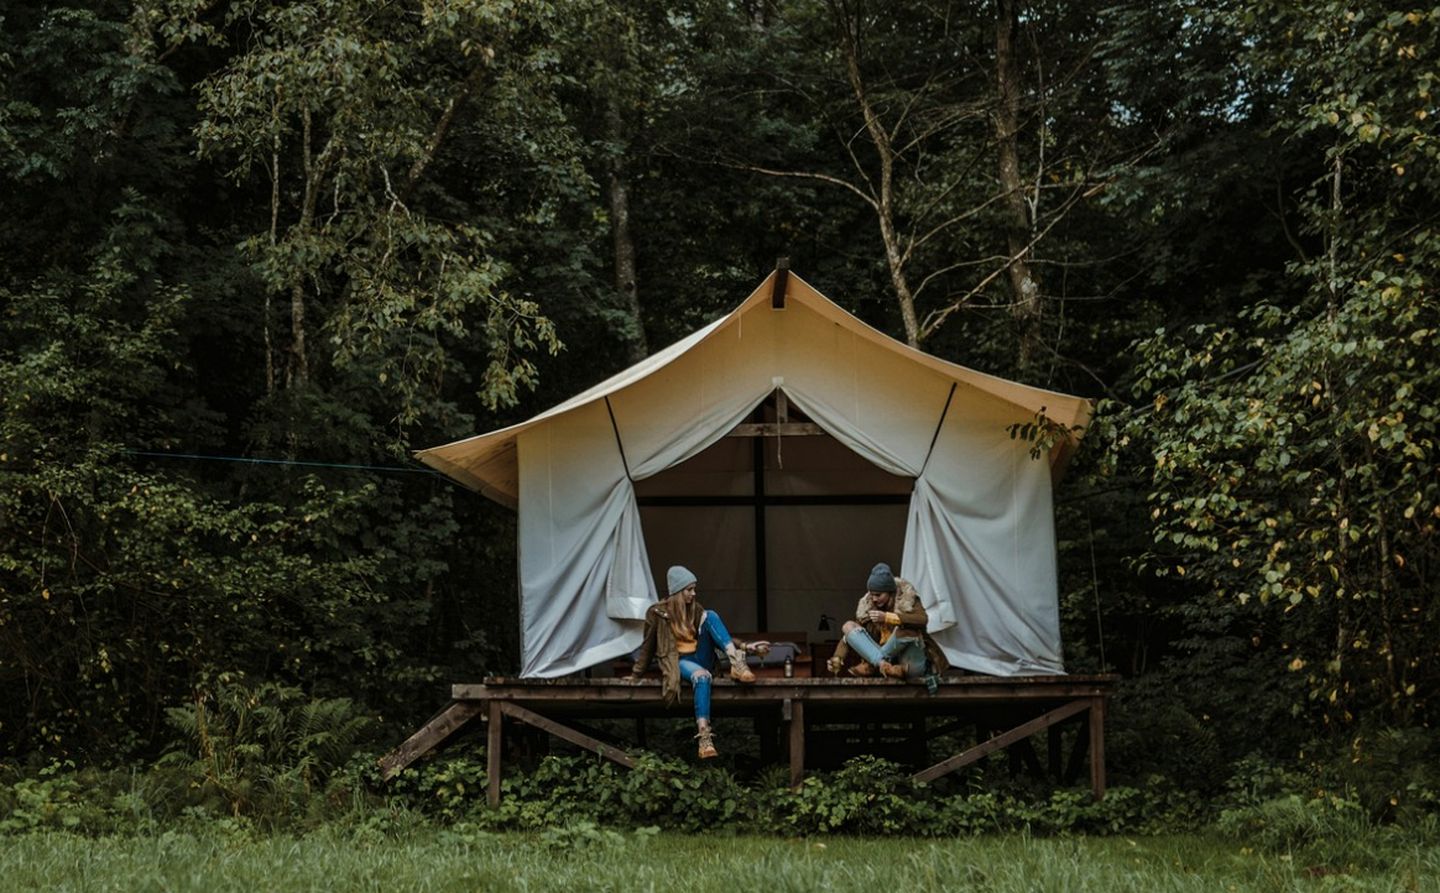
[1,0,1437,798]
[1092,0,1440,753]
[159,677,373,820]
[385,749,490,824]
[1318,727,1440,823]
[388,749,1205,838]
[537,820,655,852]
[193,0,570,419]
[780,755,926,834]
[1213,749,1440,867]
[0,760,194,836]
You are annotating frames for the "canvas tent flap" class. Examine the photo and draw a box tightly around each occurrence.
[422,272,1092,678]
[515,401,652,676]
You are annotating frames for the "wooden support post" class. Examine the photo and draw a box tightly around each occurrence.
[377,700,482,780]
[1088,696,1107,801]
[486,700,502,808]
[912,700,1089,785]
[499,701,638,770]
[786,699,805,789]
[1063,713,1089,784]
[771,257,790,309]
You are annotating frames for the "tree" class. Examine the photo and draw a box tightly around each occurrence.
[1109,1,1440,729]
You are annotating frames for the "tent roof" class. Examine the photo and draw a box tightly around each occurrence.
[417,272,1093,505]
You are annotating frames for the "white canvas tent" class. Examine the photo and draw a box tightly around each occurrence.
[418,272,1092,679]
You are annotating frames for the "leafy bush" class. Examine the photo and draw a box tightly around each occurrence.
[614,753,757,831]
[1321,727,1440,823]
[778,755,926,834]
[0,761,194,835]
[159,677,374,821]
[384,747,490,823]
[392,750,1200,838]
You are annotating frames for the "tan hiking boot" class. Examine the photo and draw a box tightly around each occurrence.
[729,659,756,683]
[879,660,906,680]
[848,662,875,678]
[826,655,844,676]
[696,728,718,759]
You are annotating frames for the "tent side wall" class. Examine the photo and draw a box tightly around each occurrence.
[910,392,1065,675]
[516,400,652,677]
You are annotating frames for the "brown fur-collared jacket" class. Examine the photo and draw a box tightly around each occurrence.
[629,593,706,706]
[853,578,950,674]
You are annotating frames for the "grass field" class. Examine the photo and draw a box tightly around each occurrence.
[1,828,1435,893]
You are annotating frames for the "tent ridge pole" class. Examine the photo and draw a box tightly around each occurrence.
[604,396,633,480]
[918,383,958,477]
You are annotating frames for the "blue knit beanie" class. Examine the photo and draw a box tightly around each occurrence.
[866,562,896,593]
[667,565,698,595]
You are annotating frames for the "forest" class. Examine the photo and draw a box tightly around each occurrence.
[1,0,1437,851]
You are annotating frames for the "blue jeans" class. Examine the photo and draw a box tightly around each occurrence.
[845,628,927,678]
[677,610,735,721]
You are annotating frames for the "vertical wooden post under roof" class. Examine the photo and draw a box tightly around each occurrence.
[771,257,790,309]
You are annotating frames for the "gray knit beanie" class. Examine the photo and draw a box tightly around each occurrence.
[667,565,698,595]
[866,562,896,593]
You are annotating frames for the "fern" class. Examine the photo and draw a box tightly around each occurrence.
[161,676,373,819]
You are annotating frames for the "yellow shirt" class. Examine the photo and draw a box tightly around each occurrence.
[878,612,901,645]
[675,630,698,655]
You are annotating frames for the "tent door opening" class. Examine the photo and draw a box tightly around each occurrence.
[633,390,913,633]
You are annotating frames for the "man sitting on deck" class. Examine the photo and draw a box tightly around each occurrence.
[826,563,949,685]
[629,566,769,759]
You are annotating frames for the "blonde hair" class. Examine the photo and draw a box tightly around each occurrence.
[666,593,697,643]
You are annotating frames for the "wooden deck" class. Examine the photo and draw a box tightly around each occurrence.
[380,673,1117,805]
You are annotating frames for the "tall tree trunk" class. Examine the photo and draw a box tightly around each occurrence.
[835,4,921,347]
[286,106,320,387]
[606,100,648,363]
[995,0,1041,372]
[265,106,281,397]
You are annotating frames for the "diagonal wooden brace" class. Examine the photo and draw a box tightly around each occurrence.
[378,700,483,780]
[911,699,1091,785]
[498,701,637,770]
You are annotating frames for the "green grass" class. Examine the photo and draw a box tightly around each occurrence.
[0,829,1435,892]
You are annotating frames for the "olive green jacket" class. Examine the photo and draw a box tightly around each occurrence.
[629,594,706,707]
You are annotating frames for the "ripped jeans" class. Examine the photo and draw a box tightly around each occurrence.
[677,610,736,721]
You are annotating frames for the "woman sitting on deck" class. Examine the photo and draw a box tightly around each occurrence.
[628,566,768,759]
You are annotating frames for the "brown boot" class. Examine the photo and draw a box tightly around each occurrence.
[879,660,906,680]
[849,661,875,678]
[826,655,845,676]
[696,727,718,759]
